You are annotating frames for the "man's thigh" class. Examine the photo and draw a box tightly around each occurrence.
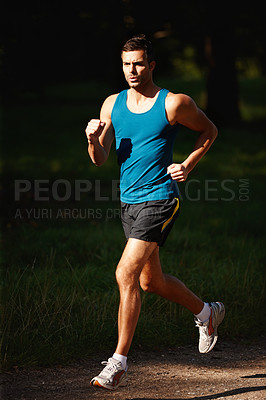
[117,238,158,278]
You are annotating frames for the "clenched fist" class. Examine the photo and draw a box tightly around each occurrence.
[167,163,188,182]
[85,119,106,144]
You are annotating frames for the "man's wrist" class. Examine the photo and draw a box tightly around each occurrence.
[181,161,189,171]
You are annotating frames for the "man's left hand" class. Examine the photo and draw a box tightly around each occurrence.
[167,163,188,182]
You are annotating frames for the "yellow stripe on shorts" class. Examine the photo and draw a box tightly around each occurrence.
[161,197,180,232]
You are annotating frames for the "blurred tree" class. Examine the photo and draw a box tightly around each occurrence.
[2,0,266,127]
[203,3,240,124]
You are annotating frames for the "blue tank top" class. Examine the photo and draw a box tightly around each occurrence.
[111,88,179,204]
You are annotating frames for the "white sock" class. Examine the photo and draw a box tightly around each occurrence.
[195,302,211,323]
[112,353,127,370]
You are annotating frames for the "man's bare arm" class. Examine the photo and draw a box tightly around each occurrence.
[166,93,218,181]
[85,94,117,166]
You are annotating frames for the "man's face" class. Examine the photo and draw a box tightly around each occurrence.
[122,50,155,88]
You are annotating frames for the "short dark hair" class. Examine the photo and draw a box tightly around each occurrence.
[122,34,155,63]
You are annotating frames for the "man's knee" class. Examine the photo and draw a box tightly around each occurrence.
[115,261,139,289]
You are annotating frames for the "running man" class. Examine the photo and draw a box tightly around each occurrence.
[85,34,225,391]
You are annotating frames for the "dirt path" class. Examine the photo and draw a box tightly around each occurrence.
[2,339,266,400]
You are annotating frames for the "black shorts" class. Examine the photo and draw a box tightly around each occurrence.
[121,197,180,247]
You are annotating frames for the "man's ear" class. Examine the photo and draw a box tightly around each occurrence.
[149,61,156,71]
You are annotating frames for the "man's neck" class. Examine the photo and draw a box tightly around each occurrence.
[126,82,162,113]
[129,82,160,102]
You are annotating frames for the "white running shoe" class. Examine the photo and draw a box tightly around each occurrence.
[90,357,127,390]
[195,301,225,354]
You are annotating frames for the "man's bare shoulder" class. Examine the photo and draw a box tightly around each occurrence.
[166,92,193,108]
[102,93,119,113]
[165,92,196,124]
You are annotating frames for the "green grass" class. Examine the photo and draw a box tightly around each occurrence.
[1,77,266,369]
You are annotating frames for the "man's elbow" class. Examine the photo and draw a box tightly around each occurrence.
[93,160,105,167]
[91,155,108,167]
[211,124,218,141]
[88,149,108,167]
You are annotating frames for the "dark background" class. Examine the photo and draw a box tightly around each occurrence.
[2,1,266,124]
